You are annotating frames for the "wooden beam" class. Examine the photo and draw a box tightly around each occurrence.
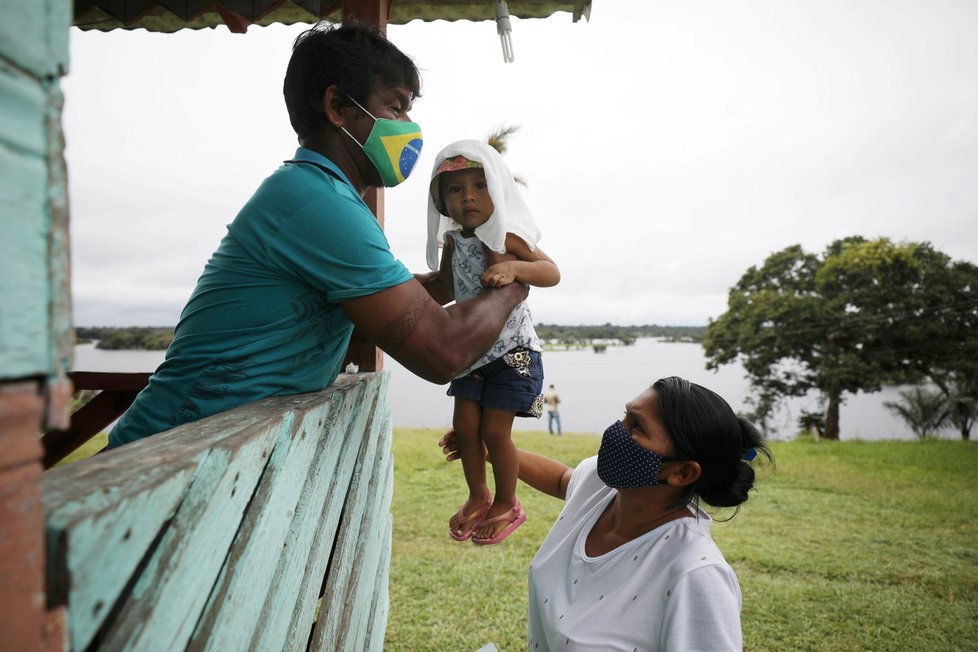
[39,372,151,469]
[342,0,390,33]
[41,390,140,468]
[68,371,151,392]
[341,0,391,373]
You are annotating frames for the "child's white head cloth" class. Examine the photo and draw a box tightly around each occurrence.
[426,139,540,271]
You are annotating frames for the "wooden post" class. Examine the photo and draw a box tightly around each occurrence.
[0,0,72,646]
[0,382,65,651]
[341,0,391,373]
[343,0,390,33]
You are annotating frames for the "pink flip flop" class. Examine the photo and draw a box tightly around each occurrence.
[472,500,526,546]
[449,496,493,542]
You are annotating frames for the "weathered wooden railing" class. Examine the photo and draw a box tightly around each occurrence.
[41,371,152,468]
[42,371,394,651]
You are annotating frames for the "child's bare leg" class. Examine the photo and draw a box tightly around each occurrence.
[449,397,492,537]
[473,407,520,541]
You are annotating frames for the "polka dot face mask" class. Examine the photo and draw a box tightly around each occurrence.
[596,420,679,489]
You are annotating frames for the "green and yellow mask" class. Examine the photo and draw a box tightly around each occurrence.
[342,96,423,187]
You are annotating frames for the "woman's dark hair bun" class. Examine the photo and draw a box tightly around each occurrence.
[653,377,773,513]
[698,463,756,508]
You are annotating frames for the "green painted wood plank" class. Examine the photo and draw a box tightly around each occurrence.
[43,374,394,652]
[43,380,355,651]
[311,396,394,651]
[0,137,49,377]
[46,469,194,651]
[0,0,70,78]
[0,61,46,156]
[188,408,326,650]
[44,439,226,650]
[43,403,292,650]
[250,378,371,650]
[269,375,387,652]
[366,513,393,652]
[189,379,372,650]
[98,422,282,651]
[343,439,394,650]
[338,409,393,650]
[309,403,384,650]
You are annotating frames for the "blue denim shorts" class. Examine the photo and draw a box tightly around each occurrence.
[448,347,544,418]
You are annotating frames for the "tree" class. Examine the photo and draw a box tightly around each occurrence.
[486,124,526,186]
[704,237,976,440]
[884,386,948,439]
[921,261,978,440]
[944,378,978,440]
[487,124,519,155]
[702,244,824,430]
[797,410,825,440]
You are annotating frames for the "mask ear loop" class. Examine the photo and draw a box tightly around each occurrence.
[337,93,374,151]
[345,94,378,121]
[339,125,366,151]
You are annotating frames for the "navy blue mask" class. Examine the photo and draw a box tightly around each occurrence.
[597,420,678,489]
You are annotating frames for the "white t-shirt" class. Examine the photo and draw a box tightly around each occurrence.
[527,457,743,652]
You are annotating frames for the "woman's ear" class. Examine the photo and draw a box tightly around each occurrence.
[664,460,701,487]
[323,84,349,128]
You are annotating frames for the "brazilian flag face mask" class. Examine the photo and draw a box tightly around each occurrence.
[342,96,423,187]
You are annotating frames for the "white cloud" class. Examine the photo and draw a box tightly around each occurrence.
[63,0,978,327]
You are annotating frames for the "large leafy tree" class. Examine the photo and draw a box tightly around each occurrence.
[702,244,825,433]
[919,259,978,439]
[704,237,978,439]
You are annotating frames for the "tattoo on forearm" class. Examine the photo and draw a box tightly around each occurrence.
[378,293,430,354]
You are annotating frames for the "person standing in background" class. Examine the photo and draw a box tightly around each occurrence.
[544,384,562,436]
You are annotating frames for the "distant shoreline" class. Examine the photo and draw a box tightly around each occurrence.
[75,324,708,352]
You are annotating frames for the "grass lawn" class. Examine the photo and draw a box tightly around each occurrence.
[387,429,978,652]
[54,432,108,467]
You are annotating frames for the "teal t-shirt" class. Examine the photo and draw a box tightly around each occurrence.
[109,148,413,447]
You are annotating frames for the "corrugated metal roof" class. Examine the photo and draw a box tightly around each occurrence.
[73,0,591,33]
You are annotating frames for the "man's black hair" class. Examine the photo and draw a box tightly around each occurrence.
[283,21,422,141]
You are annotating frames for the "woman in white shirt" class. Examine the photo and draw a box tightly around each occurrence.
[440,375,771,651]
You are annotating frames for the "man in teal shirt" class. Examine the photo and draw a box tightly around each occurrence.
[110,23,526,447]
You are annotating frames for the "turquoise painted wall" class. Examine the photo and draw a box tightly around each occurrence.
[0,0,72,382]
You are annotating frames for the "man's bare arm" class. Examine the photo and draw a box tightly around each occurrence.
[340,278,527,384]
[413,237,455,306]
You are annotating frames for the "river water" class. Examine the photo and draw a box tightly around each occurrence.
[73,339,949,441]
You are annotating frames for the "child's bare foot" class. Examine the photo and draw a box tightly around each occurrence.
[472,498,526,545]
[448,494,492,542]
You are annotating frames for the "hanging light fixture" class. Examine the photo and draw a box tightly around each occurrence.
[494,0,515,62]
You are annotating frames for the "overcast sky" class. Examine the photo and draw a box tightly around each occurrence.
[63,0,978,328]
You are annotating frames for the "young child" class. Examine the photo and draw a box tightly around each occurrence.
[425,139,560,545]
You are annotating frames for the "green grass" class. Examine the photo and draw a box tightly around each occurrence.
[53,432,108,467]
[387,430,978,652]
